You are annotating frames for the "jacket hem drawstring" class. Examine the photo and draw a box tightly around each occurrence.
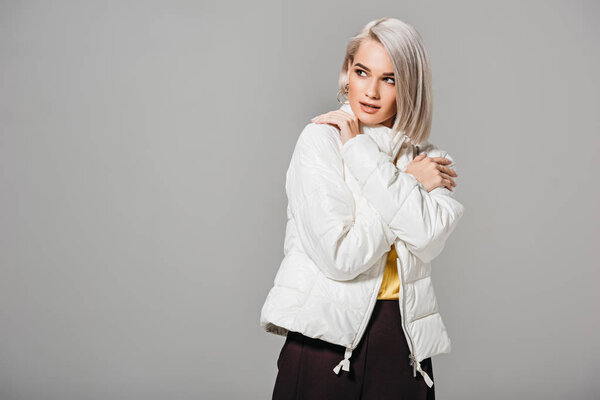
[332,347,434,388]
[409,354,434,388]
[332,347,353,374]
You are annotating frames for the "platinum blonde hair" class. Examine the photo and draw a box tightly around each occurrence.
[339,17,433,145]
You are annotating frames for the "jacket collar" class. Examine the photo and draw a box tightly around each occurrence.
[339,102,409,160]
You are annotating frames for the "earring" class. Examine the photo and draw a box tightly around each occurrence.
[337,84,349,105]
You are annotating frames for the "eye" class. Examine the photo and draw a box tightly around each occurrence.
[355,68,367,77]
[384,77,395,85]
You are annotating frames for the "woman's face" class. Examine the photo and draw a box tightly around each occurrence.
[346,39,397,128]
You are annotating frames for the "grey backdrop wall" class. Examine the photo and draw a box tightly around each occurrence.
[1,1,598,399]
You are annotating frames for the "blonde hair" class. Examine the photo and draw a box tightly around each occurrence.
[338,17,433,145]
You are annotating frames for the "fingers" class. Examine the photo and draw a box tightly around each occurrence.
[312,113,343,128]
[440,172,456,188]
[411,155,457,191]
[311,110,356,126]
[430,156,452,165]
[429,157,457,177]
[437,164,458,177]
[442,177,454,191]
[424,157,455,182]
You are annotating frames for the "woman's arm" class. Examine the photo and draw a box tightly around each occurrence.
[286,123,397,281]
[341,133,465,264]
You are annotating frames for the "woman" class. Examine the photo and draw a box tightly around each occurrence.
[260,17,465,399]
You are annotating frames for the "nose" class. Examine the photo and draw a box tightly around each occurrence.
[366,80,379,100]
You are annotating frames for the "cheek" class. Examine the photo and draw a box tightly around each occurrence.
[347,80,357,94]
[387,100,397,112]
[384,91,396,112]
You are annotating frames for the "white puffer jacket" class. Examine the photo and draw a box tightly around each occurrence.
[260,102,465,387]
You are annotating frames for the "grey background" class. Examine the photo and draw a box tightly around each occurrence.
[1,0,598,399]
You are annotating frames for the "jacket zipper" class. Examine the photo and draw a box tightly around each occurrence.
[397,253,418,377]
[350,253,387,349]
[401,143,419,376]
[345,131,404,351]
[343,144,421,373]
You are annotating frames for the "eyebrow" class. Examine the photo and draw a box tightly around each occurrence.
[354,62,395,76]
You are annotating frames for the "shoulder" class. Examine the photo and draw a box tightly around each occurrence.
[286,123,346,199]
[295,122,343,158]
[418,140,456,167]
[297,122,342,146]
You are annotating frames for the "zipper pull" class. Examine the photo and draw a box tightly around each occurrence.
[409,353,434,387]
[408,354,417,377]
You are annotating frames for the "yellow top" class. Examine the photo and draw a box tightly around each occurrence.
[377,244,400,300]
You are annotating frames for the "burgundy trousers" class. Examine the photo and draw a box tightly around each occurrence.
[272,299,435,400]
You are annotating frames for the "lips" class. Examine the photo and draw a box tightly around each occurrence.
[359,102,381,114]
[360,101,380,109]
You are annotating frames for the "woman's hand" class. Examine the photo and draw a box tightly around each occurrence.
[405,153,457,192]
[311,110,360,145]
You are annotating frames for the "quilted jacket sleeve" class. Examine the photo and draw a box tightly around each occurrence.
[341,133,465,264]
[286,123,397,282]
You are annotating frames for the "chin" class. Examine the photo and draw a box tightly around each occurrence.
[358,113,383,126]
